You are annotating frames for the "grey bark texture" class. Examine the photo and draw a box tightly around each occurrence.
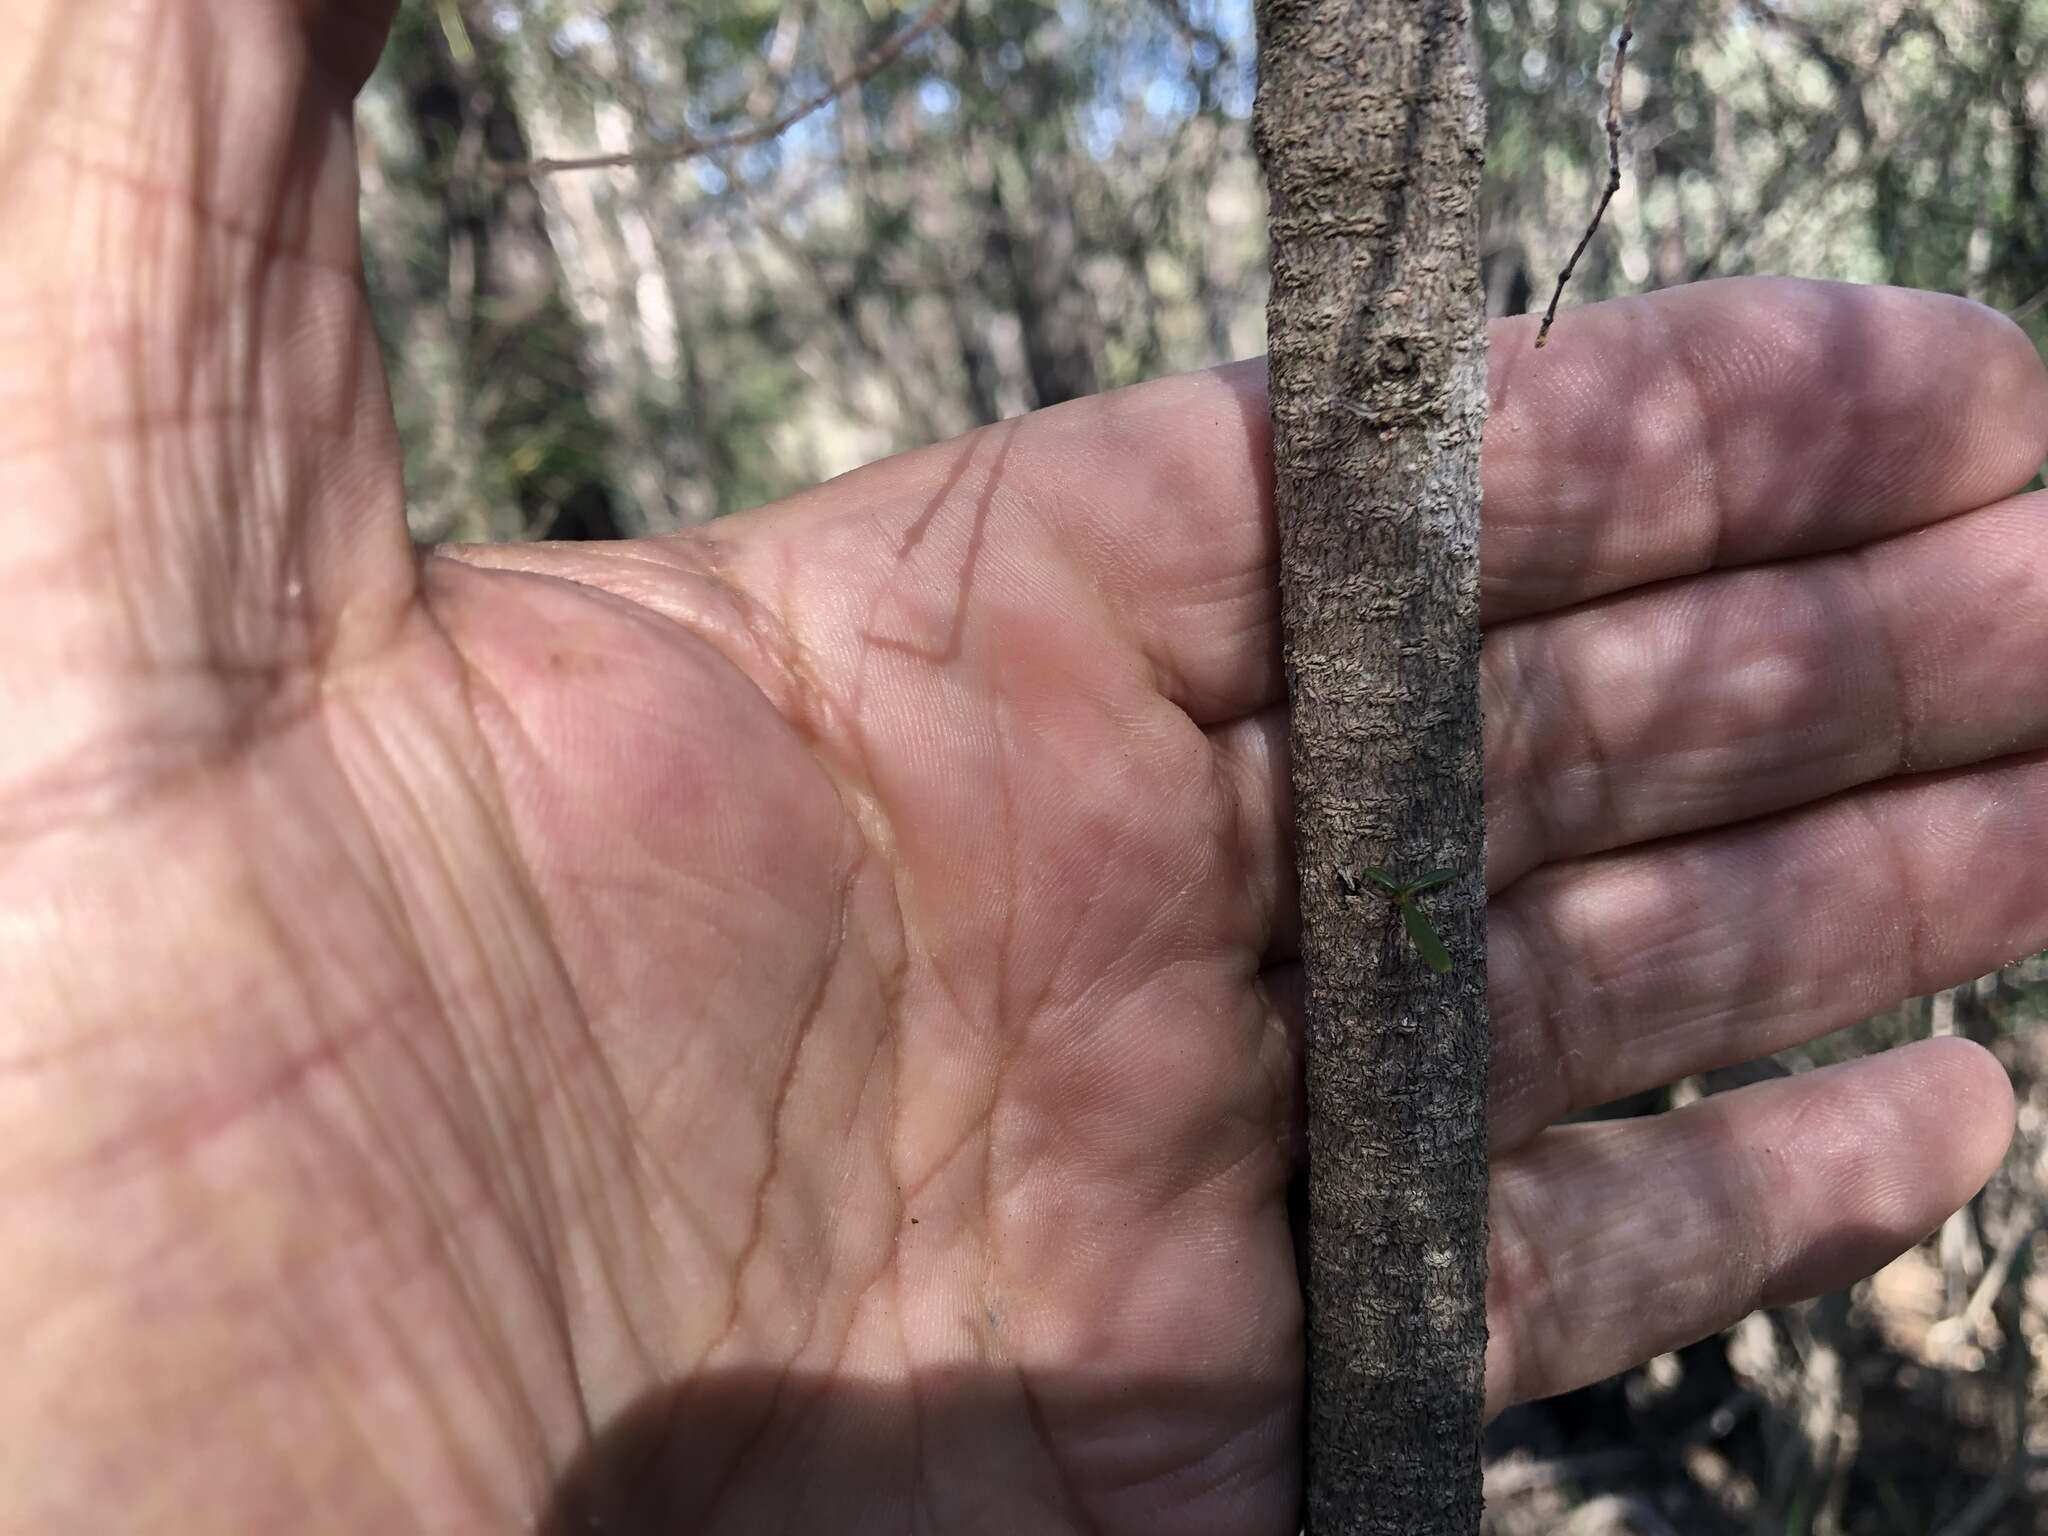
[1251,1,1491,1531]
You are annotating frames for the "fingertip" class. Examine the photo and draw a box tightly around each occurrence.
[1480,1023,2023,1414]
[1908,1033,2018,1187]
[1768,1035,2015,1302]
[1908,289,2048,504]
[1977,304,2048,483]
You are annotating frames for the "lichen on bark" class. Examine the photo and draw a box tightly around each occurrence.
[1252,0,1491,1531]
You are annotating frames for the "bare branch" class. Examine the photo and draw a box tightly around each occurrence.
[487,0,957,179]
[2007,280,2048,322]
[1535,0,1637,348]
[1931,1470,2017,1536]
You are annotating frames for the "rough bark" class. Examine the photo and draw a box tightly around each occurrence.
[1252,1,1490,1531]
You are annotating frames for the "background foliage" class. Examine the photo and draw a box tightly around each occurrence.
[360,2,2048,1528]
[361,0,2048,541]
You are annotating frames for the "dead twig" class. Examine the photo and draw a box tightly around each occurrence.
[1535,0,1637,348]
[1927,1203,2045,1363]
[1482,1449,1645,1502]
[1960,1205,2043,1335]
[1929,1468,2016,1536]
[2007,281,2048,323]
[488,0,957,179]
[1564,1493,1684,1536]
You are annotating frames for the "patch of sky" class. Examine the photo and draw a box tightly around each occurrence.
[1144,75,1193,119]
[1083,101,1122,162]
[1068,0,1258,160]
[552,12,611,56]
[917,78,960,118]
[780,97,838,159]
[1210,0,1253,44]
[1200,0,1257,120]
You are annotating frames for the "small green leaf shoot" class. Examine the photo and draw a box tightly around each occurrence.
[1398,868,1461,896]
[1360,866,1404,894]
[1399,899,1454,974]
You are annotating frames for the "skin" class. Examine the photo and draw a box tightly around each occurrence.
[3,4,2047,1532]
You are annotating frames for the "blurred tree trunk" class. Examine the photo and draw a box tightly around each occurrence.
[979,159,1100,408]
[955,0,1101,410]
[1254,0,1490,1531]
[368,0,624,542]
[493,11,694,531]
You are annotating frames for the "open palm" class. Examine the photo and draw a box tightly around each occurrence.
[5,8,2047,1534]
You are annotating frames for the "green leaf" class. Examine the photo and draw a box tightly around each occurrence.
[1401,901,1454,974]
[1399,868,1462,896]
[1360,866,1403,894]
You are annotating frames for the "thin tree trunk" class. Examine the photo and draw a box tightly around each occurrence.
[1253,1,1490,1531]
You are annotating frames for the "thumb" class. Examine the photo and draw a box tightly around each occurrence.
[0,0,414,813]
[306,1,402,93]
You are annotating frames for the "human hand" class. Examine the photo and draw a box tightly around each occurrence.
[5,7,2047,1533]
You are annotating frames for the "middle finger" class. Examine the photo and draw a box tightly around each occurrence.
[1485,491,2048,891]
[1229,492,2048,971]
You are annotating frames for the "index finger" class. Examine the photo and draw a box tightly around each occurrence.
[1482,277,2048,623]
[695,279,2047,734]
[0,1,412,814]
